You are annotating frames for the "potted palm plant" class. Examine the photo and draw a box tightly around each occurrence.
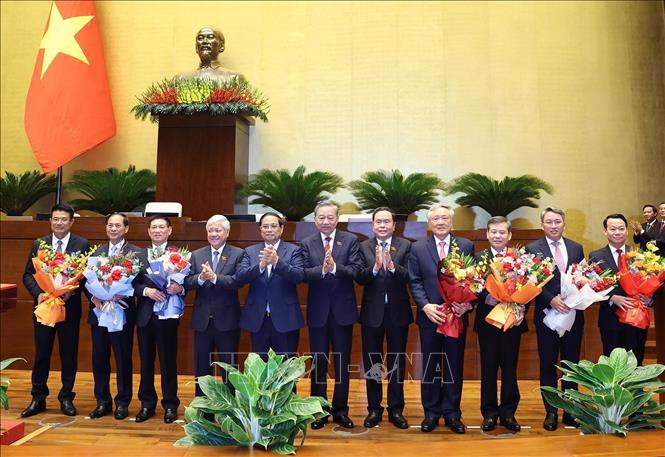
[0,171,57,219]
[66,165,156,215]
[348,170,442,220]
[239,165,344,221]
[442,173,553,218]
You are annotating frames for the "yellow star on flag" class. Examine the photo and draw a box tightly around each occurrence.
[39,1,94,79]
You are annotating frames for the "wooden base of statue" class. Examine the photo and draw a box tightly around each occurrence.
[155,114,253,221]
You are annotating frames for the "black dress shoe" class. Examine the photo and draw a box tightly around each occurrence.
[543,412,558,431]
[444,418,466,434]
[562,414,579,428]
[500,416,521,432]
[60,399,77,416]
[481,416,497,431]
[164,408,178,424]
[89,403,112,419]
[135,407,155,423]
[421,417,438,433]
[310,419,327,430]
[333,414,354,429]
[114,405,129,420]
[21,399,46,418]
[388,412,409,429]
[363,411,382,428]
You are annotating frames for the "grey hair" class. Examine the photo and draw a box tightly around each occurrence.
[540,207,565,223]
[314,200,339,216]
[427,204,455,220]
[206,214,230,232]
[487,216,512,232]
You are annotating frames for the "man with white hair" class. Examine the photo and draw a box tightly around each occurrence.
[184,215,244,398]
[408,205,475,434]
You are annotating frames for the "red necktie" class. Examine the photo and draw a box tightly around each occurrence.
[324,236,332,255]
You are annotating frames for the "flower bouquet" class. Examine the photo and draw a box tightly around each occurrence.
[543,260,617,337]
[146,246,191,319]
[435,241,487,338]
[84,251,143,332]
[485,247,554,331]
[616,242,665,329]
[31,240,92,326]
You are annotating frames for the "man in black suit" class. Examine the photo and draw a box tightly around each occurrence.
[590,214,650,365]
[301,201,362,430]
[185,215,244,397]
[21,203,90,418]
[474,216,523,433]
[85,213,142,420]
[630,204,658,250]
[237,212,304,358]
[134,215,185,424]
[526,207,585,431]
[408,205,475,434]
[656,202,665,254]
[356,207,412,430]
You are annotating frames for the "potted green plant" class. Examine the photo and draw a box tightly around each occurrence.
[239,166,343,221]
[541,348,665,435]
[66,165,156,215]
[0,171,56,218]
[176,350,329,454]
[442,173,553,217]
[1,357,25,410]
[348,170,443,220]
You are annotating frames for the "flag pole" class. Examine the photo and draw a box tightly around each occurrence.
[55,166,63,204]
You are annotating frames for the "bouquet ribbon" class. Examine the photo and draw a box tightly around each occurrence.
[93,300,128,333]
[615,255,665,330]
[435,275,477,338]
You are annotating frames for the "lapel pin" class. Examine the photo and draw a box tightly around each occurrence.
[336,241,342,246]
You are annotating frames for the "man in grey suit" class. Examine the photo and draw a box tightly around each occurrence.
[526,207,585,431]
[356,207,412,430]
[185,215,244,398]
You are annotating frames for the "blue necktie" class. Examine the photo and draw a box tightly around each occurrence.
[212,250,220,271]
[56,240,63,253]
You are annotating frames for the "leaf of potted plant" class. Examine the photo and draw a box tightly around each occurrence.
[0,171,56,219]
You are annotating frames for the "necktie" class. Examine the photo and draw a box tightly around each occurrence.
[110,244,118,256]
[380,242,388,270]
[438,240,446,260]
[324,236,332,254]
[552,241,565,273]
[660,221,665,234]
[56,239,63,253]
[212,250,220,271]
[616,248,624,267]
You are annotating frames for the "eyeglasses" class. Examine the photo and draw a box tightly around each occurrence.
[261,224,280,230]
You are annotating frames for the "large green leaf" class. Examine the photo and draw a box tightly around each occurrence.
[0,357,25,371]
[196,375,235,407]
[271,442,297,455]
[591,364,616,386]
[229,371,258,405]
[623,364,665,384]
[244,353,267,388]
[284,397,325,417]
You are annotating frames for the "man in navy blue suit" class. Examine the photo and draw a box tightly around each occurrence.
[84,213,141,420]
[21,203,90,418]
[408,205,474,434]
[590,214,650,365]
[185,215,244,398]
[356,207,412,430]
[526,207,585,431]
[301,201,362,430]
[238,212,305,357]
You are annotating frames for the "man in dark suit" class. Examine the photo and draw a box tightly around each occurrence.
[408,205,474,434]
[656,202,665,254]
[474,216,523,433]
[301,201,362,430]
[84,213,141,420]
[184,215,244,398]
[630,204,658,250]
[526,207,585,431]
[356,207,412,430]
[134,215,185,424]
[21,203,90,418]
[590,214,650,365]
[237,212,304,358]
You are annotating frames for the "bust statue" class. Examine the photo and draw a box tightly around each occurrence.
[175,27,245,83]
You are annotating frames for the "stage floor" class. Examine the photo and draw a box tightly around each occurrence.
[1,370,663,456]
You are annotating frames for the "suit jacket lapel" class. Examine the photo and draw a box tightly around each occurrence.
[331,232,341,256]
[215,246,228,273]
[427,236,440,266]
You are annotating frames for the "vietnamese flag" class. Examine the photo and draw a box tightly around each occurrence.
[24,1,115,174]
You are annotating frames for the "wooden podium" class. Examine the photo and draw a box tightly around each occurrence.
[155,114,253,221]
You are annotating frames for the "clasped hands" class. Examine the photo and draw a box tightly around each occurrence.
[92,295,126,310]
[259,244,279,269]
[423,302,472,324]
[373,245,394,272]
[610,294,652,311]
[145,282,182,302]
[323,251,336,274]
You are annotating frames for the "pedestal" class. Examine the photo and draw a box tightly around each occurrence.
[155,114,253,221]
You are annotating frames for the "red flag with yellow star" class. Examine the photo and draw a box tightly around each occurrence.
[25,0,115,173]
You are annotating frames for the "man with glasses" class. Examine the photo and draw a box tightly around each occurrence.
[237,212,304,358]
[526,207,584,431]
[21,203,90,418]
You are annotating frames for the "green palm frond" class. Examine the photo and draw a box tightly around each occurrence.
[348,170,443,215]
[443,173,554,217]
[66,165,156,215]
[239,165,344,220]
[0,171,57,216]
